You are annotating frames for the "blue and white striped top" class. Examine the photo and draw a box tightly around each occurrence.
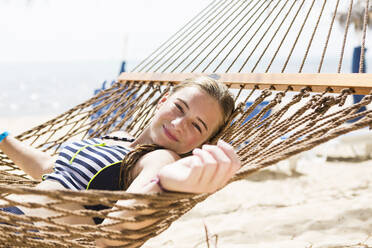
[43,138,131,190]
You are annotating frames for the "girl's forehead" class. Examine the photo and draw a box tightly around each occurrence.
[170,88,215,107]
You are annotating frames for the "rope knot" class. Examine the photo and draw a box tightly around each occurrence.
[273,91,285,104]
[313,96,335,114]
[261,89,272,98]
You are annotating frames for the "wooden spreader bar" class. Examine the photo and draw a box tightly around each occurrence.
[118,73,372,94]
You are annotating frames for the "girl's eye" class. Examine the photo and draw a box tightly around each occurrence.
[175,103,184,113]
[193,123,202,133]
[174,102,201,133]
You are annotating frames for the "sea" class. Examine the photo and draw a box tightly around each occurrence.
[0,56,366,119]
[0,60,130,117]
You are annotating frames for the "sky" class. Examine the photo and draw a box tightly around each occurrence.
[0,0,210,62]
[0,0,370,118]
[0,0,370,71]
[1,1,370,63]
[0,0,213,117]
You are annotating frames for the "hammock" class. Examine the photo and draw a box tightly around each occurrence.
[1,0,372,247]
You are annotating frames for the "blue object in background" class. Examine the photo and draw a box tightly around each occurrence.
[352,46,367,73]
[242,101,271,125]
[119,61,126,75]
[241,101,271,145]
[349,46,367,123]
[89,60,133,134]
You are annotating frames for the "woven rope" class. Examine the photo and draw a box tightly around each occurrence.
[1,80,371,247]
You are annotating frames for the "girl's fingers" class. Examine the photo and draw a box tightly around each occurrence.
[192,148,217,186]
[202,144,231,166]
[217,140,241,172]
[191,142,241,193]
[192,148,216,165]
[201,144,232,189]
[188,155,204,187]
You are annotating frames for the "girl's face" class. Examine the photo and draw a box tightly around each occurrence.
[149,86,223,154]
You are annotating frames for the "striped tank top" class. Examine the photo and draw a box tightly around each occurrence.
[43,138,131,190]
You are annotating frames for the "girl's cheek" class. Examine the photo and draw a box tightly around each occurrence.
[185,135,201,150]
[156,109,173,121]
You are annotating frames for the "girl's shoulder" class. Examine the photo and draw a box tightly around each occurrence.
[142,148,180,164]
[137,148,180,171]
[129,149,180,183]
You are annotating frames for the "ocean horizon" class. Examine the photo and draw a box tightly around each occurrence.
[0,55,364,118]
[0,60,131,117]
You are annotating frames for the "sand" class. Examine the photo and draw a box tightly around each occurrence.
[2,115,372,248]
[144,158,372,248]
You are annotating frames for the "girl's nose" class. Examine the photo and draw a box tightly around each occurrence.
[171,117,186,132]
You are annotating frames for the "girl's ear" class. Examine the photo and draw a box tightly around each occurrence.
[156,92,170,109]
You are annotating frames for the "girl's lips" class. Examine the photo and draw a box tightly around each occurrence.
[163,125,179,142]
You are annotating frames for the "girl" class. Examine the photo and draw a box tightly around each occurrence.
[0,76,241,247]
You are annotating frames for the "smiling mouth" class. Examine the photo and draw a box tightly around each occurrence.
[163,125,179,142]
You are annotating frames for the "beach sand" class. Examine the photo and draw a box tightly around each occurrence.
[145,158,372,248]
[3,114,372,248]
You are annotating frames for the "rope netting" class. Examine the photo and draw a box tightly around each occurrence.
[1,0,371,246]
[1,79,372,247]
[132,0,371,74]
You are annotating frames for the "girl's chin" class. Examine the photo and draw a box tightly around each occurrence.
[153,133,192,153]
[156,141,185,154]
[153,138,177,150]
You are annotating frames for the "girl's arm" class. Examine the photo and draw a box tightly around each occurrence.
[96,140,240,247]
[95,149,180,247]
[0,135,54,180]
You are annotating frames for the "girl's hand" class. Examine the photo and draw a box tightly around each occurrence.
[157,140,241,193]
